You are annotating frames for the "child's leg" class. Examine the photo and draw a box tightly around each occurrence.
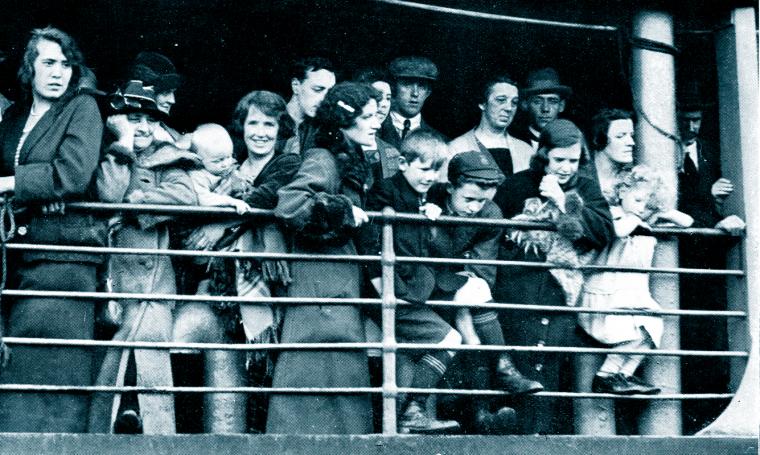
[598,338,647,376]
[619,328,655,378]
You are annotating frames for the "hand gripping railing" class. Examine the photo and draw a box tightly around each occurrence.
[0,202,750,436]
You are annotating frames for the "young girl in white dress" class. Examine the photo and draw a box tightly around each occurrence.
[579,165,693,394]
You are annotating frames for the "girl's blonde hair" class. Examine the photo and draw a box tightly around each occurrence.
[613,164,673,213]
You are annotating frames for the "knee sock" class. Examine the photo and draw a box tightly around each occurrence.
[472,310,505,346]
[408,351,452,404]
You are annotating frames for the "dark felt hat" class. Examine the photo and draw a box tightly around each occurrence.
[128,51,181,94]
[448,150,505,183]
[389,56,439,81]
[108,80,168,121]
[677,80,714,111]
[521,67,572,99]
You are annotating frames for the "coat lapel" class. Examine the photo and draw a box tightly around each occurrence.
[17,103,62,164]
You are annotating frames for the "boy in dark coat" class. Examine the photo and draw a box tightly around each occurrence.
[427,151,543,434]
[363,130,461,434]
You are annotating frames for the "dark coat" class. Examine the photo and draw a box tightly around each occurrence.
[678,138,721,229]
[363,171,436,304]
[426,183,503,293]
[492,168,613,435]
[0,94,103,433]
[0,94,105,263]
[268,145,372,434]
[377,115,446,149]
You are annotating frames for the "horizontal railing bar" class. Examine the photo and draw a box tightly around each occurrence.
[0,383,734,400]
[0,290,747,318]
[61,202,737,237]
[6,244,745,277]
[7,244,376,263]
[2,337,749,357]
[395,256,745,276]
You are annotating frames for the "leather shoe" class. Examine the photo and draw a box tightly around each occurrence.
[113,409,143,434]
[399,399,461,434]
[592,373,660,395]
[494,354,544,395]
[474,406,517,434]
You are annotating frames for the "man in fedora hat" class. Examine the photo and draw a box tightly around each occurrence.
[510,67,572,151]
[378,56,445,149]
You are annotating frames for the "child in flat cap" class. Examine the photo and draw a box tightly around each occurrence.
[427,150,543,434]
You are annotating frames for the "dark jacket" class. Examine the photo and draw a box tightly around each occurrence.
[363,171,436,304]
[0,94,104,263]
[678,138,721,228]
[234,152,301,209]
[492,168,613,435]
[377,115,446,149]
[426,183,503,292]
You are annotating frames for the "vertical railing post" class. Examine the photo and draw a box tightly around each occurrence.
[380,207,398,435]
[631,9,682,435]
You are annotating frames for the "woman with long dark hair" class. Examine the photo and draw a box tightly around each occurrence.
[267,82,381,434]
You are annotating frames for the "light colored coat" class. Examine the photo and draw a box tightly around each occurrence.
[89,142,198,434]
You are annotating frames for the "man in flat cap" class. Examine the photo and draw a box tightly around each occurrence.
[510,67,572,151]
[378,56,444,149]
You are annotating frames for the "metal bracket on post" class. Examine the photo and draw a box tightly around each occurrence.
[380,207,398,435]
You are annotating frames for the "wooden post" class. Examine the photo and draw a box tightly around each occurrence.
[701,6,759,436]
[631,9,682,435]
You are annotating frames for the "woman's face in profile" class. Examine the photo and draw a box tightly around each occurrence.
[603,119,635,165]
[371,81,392,124]
[342,99,381,147]
[544,142,582,184]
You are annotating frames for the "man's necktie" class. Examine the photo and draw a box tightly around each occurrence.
[401,119,411,139]
[683,151,698,176]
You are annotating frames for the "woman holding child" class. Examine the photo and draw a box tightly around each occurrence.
[267,82,381,434]
[174,90,300,433]
[492,119,614,434]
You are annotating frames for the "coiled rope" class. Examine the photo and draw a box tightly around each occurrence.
[0,197,15,369]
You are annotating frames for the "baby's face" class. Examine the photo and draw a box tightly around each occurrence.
[200,146,236,176]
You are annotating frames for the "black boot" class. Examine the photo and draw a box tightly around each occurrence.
[494,353,544,395]
[113,409,143,434]
[474,405,516,434]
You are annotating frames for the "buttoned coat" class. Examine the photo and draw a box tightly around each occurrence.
[89,142,198,434]
[267,145,373,434]
[493,168,613,434]
[0,94,105,262]
[0,93,103,433]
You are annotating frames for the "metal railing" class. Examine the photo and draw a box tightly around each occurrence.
[0,202,748,435]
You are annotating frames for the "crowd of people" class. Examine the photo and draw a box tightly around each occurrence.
[0,27,746,436]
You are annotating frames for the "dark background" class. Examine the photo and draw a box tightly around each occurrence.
[0,0,754,137]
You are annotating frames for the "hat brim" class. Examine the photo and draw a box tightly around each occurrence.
[454,170,505,182]
[521,85,572,99]
[107,104,169,123]
[392,73,438,81]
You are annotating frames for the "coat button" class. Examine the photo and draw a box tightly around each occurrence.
[540,317,549,326]
[535,363,543,372]
[17,226,27,236]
